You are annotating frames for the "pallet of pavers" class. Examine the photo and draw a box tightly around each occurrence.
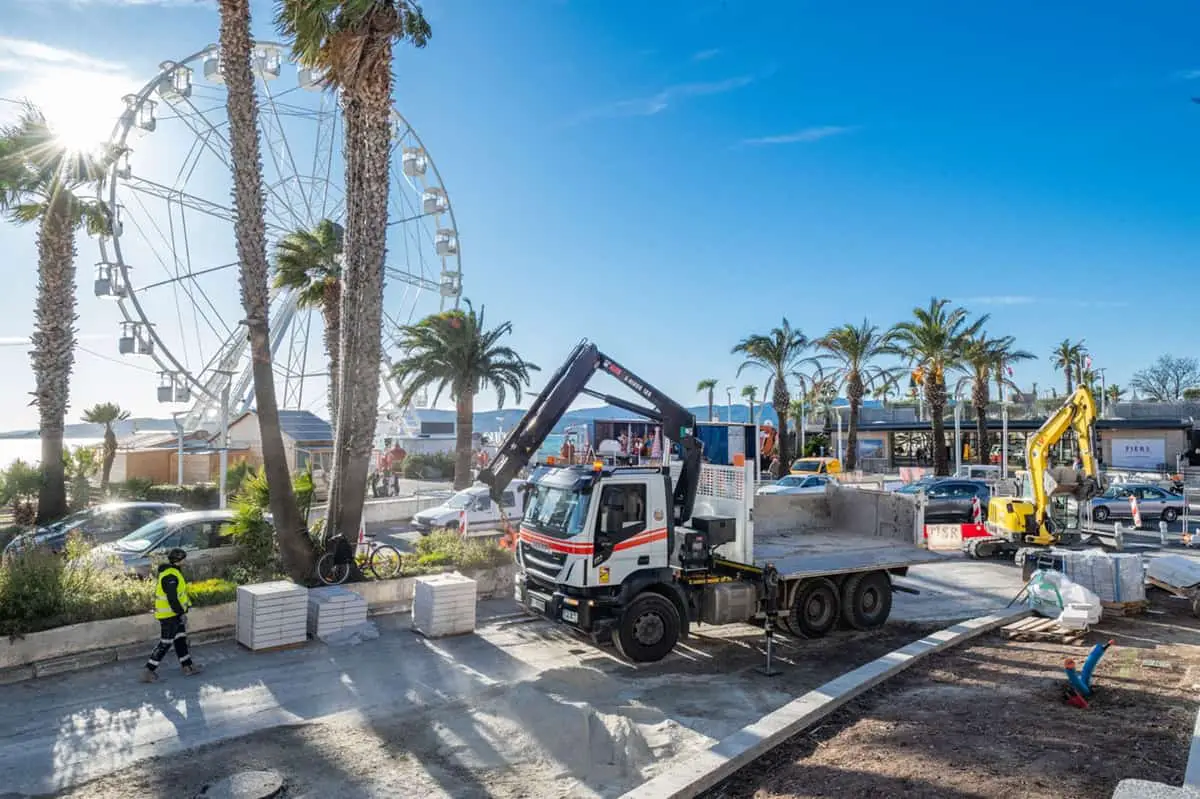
[307,585,369,640]
[236,581,309,651]
[413,572,477,638]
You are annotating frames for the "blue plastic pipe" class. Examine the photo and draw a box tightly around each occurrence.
[1080,640,1115,691]
[1064,660,1090,697]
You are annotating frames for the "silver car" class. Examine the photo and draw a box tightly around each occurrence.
[87,509,243,577]
[757,474,838,496]
[1090,484,1184,523]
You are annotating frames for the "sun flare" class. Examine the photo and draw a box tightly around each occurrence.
[14,70,132,155]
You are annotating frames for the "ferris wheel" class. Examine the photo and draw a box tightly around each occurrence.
[94,41,462,432]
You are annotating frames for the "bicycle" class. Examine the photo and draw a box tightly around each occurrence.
[315,533,404,585]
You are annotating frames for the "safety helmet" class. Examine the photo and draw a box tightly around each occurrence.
[167,548,188,564]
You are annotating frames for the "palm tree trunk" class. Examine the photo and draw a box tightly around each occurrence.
[327,42,394,541]
[973,380,990,466]
[927,377,949,476]
[220,0,315,579]
[322,281,341,424]
[454,395,474,490]
[845,374,862,472]
[32,205,76,523]
[101,427,116,491]
[706,388,714,422]
[772,376,791,467]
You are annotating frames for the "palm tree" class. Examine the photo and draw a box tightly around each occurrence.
[955,335,1034,465]
[696,378,718,422]
[889,298,986,476]
[1105,383,1125,407]
[740,385,759,423]
[273,218,344,422]
[81,402,130,492]
[815,320,896,471]
[1051,339,1087,396]
[277,0,431,543]
[0,104,113,523]
[391,302,538,489]
[732,319,814,468]
[219,0,315,579]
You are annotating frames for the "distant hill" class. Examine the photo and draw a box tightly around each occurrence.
[0,417,177,440]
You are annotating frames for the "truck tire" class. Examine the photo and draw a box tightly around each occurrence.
[840,572,892,630]
[789,578,840,639]
[613,593,680,663]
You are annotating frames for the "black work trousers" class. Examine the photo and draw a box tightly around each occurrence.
[146,615,192,671]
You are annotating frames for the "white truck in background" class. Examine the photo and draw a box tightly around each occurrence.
[479,340,945,663]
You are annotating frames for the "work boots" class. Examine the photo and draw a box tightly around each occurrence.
[182,662,205,677]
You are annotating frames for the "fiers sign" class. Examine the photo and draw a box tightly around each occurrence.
[1112,438,1166,470]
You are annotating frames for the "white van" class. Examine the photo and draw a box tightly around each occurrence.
[411,481,527,535]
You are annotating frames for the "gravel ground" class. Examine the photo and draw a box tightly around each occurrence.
[704,593,1200,799]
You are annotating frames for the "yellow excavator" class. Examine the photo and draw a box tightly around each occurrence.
[971,385,1104,559]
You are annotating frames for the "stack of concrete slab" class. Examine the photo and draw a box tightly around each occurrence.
[236,581,308,651]
[1054,548,1146,604]
[307,585,368,640]
[412,572,477,638]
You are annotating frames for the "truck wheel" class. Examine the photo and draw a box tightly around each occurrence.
[840,572,892,630]
[1093,506,1109,522]
[614,593,680,663]
[789,578,840,638]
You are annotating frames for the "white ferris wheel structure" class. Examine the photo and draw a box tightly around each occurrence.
[94,41,462,438]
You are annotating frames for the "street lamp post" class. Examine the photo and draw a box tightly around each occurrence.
[953,400,963,476]
[216,370,234,509]
[725,387,733,423]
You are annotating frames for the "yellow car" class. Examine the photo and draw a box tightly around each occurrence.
[790,456,842,475]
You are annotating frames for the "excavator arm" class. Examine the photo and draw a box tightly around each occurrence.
[1026,385,1101,534]
[478,340,703,525]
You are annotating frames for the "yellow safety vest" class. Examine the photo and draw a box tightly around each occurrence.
[154,566,191,620]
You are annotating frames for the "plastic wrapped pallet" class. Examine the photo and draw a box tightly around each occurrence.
[413,572,477,638]
[237,581,309,651]
[307,585,369,640]
[1051,548,1146,604]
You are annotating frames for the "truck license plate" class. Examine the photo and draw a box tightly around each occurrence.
[561,608,579,624]
[530,594,547,613]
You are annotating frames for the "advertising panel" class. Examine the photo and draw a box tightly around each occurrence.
[1111,438,1166,470]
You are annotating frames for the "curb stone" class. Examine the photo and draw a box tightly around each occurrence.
[620,608,1029,799]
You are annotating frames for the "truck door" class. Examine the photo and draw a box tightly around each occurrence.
[590,476,668,586]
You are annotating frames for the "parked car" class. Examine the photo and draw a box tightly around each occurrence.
[87,509,243,577]
[897,479,990,524]
[1090,484,1184,523]
[757,474,838,496]
[789,457,842,476]
[3,501,184,559]
[411,480,527,534]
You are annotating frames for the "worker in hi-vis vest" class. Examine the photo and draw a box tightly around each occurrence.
[140,548,204,682]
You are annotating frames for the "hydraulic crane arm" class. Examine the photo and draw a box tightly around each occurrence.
[478,340,703,525]
[1026,385,1101,530]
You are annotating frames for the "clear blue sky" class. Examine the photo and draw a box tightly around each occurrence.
[0,0,1197,431]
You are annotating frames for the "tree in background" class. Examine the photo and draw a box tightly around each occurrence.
[889,298,985,476]
[696,378,718,422]
[815,320,897,471]
[273,218,344,423]
[277,0,431,544]
[1051,339,1087,397]
[220,0,315,580]
[1130,355,1200,402]
[0,104,113,524]
[81,402,130,492]
[1105,383,1126,407]
[732,319,815,469]
[956,335,1034,465]
[391,302,538,490]
[740,385,759,423]
[63,445,97,509]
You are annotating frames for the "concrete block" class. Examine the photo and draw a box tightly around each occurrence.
[34,648,117,678]
[0,665,34,685]
[1112,780,1200,799]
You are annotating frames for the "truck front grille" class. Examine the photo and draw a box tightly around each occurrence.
[520,541,567,587]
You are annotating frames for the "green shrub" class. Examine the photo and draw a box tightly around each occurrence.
[143,483,219,510]
[0,524,23,552]
[225,471,275,572]
[401,452,455,480]
[119,477,153,501]
[189,578,238,607]
[402,529,511,576]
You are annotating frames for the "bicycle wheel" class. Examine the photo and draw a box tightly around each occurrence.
[316,551,351,585]
[367,544,403,580]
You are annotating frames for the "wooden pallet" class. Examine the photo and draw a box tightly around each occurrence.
[1000,615,1087,645]
[1101,600,1149,616]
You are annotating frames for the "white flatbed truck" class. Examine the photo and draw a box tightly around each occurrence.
[479,340,946,663]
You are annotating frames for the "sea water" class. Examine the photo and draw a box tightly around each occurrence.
[0,438,104,467]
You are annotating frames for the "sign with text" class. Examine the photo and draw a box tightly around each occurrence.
[1112,438,1166,470]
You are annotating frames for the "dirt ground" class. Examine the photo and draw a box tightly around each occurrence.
[705,592,1200,799]
[38,620,944,799]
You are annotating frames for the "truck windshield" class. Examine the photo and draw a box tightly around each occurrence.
[522,484,587,539]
